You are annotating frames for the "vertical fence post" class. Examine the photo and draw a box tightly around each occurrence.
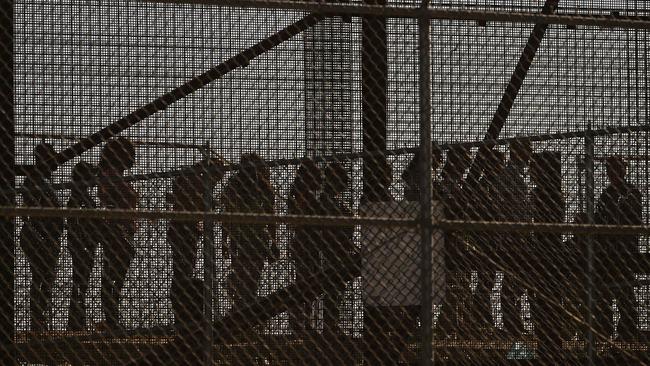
[0,0,15,364]
[585,122,595,366]
[202,142,215,366]
[418,5,433,366]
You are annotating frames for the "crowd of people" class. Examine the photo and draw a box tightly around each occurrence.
[430,141,644,361]
[18,137,647,361]
[19,143,356,335]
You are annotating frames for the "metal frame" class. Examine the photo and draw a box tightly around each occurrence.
[139,0,650,29]
[0,0,14,364]
[418,0,433,363]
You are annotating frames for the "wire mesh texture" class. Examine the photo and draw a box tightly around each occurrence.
[0,0,649,364]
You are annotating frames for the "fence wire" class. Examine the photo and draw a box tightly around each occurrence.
[1,0,650,365]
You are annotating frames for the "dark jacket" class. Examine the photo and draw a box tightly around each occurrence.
[594,181,643,272]
[22,174,64,241]
[319,192,355,263]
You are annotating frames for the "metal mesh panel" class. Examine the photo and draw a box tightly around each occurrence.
[0,0,649,364]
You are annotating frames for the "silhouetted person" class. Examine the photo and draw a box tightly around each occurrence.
[499,139,532,338]
[594,156,643,341]
[469,149,513,337]
[98,137,137,330]
[320,162,354,336]
[529,151,566,362]
[20,142,64,332]
[360,156,393,205]
[222,153,278,311]
[67,161,100,330]
[286,158,322,332]
[563,212,589,339]
[435,146,472,338]
[167,173,205,326]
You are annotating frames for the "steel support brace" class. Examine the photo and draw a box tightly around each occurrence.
[466,0,559,183]
[47,13,325,169]
[418,5,433,366]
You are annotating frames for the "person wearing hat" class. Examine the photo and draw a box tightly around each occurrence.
[67,161,100,330]
[593,155,643,341]
[20,142,64,332]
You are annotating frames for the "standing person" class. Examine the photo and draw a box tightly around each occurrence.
[499,139,532,338]
[167,173,205,325]
[435,146,472,339]
[98,137,138,330]
[20,142,64,332]
[528,151,566,362]
[468,149,511,337]
[222,153,279,312]
[563,212,590,340]
[320,161,354,336]
[67,161,100,330]
[593,156,643,342]
[286,158,322,332]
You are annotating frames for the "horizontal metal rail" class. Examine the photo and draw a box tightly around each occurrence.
[139,0,650,29]
[17,132,209,150]
[440,220,650,235]
[0,206,416,227]
[4,206,650,235]
[12,123,649,194]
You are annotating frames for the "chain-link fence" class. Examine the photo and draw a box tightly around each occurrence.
[1,0,650,364]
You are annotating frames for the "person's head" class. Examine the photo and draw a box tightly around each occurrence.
[483,149,506,178]
[606,155,627,186]
[401,146,443,189]
[573,212,588,225]
[99,137,136,172]
[34,142,58,176]
[442,146,470,181]
[71,161,97,190]
[531,151,562,189]
[170,173,204,211]
[294,158,322,193]
[238,153,267,191]
[324,161,349,195]
[509,138,532,165]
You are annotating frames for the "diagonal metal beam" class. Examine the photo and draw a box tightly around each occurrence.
[465,0,559,183]
[47,13,326,168]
